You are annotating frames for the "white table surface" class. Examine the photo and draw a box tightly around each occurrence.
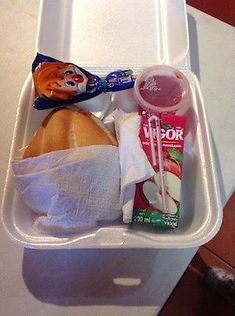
[0,2,234,316]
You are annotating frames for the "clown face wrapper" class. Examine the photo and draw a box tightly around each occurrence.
[32,53,135,110]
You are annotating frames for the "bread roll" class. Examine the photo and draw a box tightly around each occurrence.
[23,107,117,158]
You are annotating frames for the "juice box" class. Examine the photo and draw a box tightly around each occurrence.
[133,111,186,228]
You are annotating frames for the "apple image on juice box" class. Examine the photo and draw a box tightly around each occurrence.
[133,113,186,228]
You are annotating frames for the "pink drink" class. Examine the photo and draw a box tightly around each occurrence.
[139,75,183,108]
[133,65,189,218]
[135,65,189,113]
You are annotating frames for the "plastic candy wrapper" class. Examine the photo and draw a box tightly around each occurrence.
[32,53,135,110]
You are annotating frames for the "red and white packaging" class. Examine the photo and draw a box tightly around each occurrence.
[133,111,186,228]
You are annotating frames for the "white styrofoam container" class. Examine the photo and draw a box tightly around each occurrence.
[1,0,222,248]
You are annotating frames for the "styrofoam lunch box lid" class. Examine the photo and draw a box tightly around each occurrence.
[37,0,190,71]
[1,0,222,248]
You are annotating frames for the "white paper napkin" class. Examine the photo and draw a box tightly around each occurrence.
[12,146,122,234]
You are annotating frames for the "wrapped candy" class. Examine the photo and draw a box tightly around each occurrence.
[32,53,135,110]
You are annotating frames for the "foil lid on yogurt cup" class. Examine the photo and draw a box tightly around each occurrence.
[134,65,190,114]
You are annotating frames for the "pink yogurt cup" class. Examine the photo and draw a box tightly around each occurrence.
[134,65,190,113]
